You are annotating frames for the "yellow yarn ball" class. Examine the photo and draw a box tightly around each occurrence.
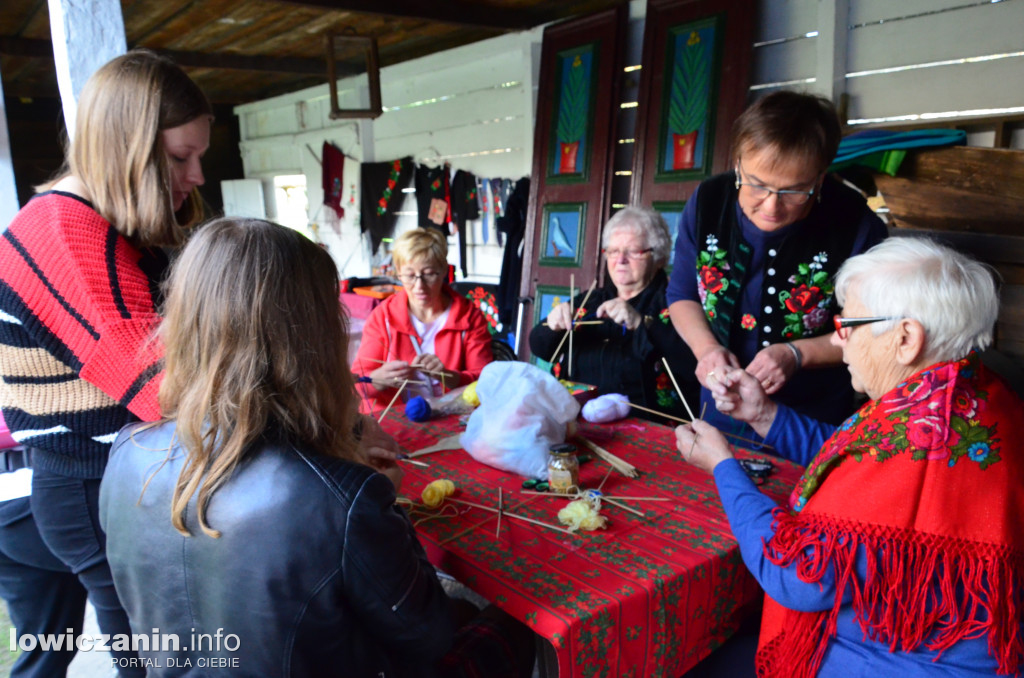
[557,498,607,532]
[421,479,456,508]
[461,381,480,407]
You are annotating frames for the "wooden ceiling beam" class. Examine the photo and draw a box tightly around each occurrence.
[0,36,346,76]
[155,49,331,76]
[269,0,563,30]
[0,36,52,59]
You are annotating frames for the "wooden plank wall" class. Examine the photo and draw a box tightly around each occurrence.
[876,146,1024,361]
[751,0,1024,147]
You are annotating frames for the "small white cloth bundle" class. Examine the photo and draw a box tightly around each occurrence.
[581,393,631,423]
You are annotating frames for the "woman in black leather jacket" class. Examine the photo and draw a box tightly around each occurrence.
[99,218,532,677]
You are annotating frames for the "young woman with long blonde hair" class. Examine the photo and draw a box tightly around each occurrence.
[0,50,211,675]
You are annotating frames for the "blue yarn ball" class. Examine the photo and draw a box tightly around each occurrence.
[405,396,433,422]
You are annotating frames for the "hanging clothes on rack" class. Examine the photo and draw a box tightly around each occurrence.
[360,156,414,253]
[450,170,480,278]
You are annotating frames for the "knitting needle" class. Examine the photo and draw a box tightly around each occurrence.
[602,497,645,518]
[397,457,430,469]
[354,371,376,418]
[568,274,575,379]
[445,498,575,538]
[628,401,687,422]
[377,379,408,423]
[360,357,445,380]
[661,357,697,421]
[436,498,529,546]
[548,280,597,365]
[541,320,603,327]
[520,491,670,501]
[626,402,774,450]
[495,487,503,539]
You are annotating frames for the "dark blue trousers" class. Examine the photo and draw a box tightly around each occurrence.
[30,467,144,677]
[0,494,87,677]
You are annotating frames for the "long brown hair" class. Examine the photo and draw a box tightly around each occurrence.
[43,49,212,247]
[158,218,363,537]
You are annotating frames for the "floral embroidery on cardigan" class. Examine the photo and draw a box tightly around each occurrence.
[696,234,732,321]
[376,159,405,216]
[779,251,833,339]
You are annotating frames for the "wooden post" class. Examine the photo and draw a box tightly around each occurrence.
[815,0,850,111]
[47,0,127,139]
[0,62,19,228]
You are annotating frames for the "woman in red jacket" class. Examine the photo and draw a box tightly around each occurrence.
[354,228,492,414]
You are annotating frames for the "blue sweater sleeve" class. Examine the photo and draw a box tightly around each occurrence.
[714,459,841,612]
[666,188,702,306]
[763,404,837,467]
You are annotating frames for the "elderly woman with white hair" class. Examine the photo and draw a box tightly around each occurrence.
[529,206,698,420]
[675,237,1024,677]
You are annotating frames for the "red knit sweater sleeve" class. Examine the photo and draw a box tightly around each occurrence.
[12,195,164,421]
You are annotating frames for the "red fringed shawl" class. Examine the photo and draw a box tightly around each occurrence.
[755,353,1024,677]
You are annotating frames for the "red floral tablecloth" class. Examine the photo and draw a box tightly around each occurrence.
[383,415,802,678]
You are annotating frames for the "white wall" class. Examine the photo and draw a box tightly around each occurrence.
[233,28,543,281]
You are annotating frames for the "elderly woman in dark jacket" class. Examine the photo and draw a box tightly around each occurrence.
[100,218,532,678]
[529,207,698,421]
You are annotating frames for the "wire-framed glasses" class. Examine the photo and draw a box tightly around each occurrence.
[833,315,901,340]
[398,270,442,285]
[603,248,653,260]
[735,162,817,206]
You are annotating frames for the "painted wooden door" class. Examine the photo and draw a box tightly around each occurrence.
[630,0,756,264]
[518,6,626,360]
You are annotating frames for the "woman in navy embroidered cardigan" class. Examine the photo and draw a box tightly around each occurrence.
[666,91,887,442]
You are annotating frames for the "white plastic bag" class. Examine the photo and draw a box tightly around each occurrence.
[460,362,580,479]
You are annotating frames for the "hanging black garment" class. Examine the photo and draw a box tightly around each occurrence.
[414,164,451,237]
[496,178,529,329]
[360,157,414,253]
[450,170,480,278]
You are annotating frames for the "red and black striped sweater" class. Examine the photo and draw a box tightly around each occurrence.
[0,191,165,478]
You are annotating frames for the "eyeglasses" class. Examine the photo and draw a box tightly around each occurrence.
[735,162,818,207]
[833,315,901,340]
[398,270,442,285]
[603,248,653,260]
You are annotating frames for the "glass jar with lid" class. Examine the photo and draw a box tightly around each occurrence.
[547,443,580,494]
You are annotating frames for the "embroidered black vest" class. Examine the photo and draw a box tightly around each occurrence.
[694,172,865,349]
